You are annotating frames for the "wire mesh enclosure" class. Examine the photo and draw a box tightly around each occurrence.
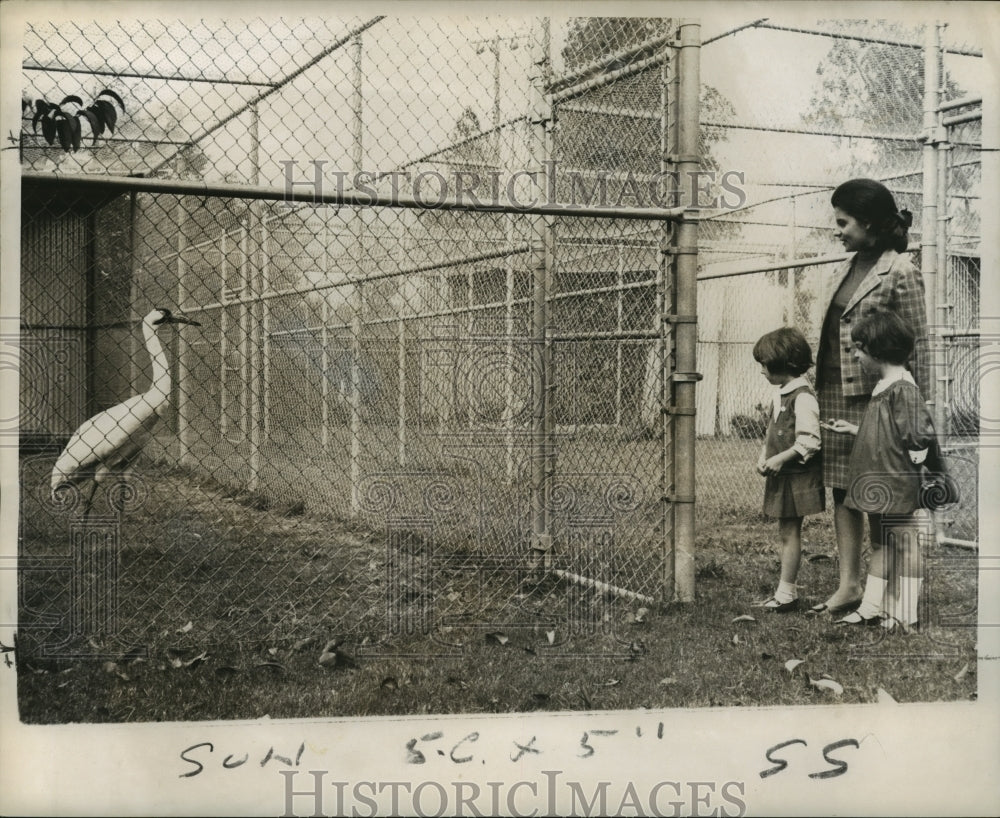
[691,19,983,545]
[18,16,702,659]
[15,14,983,667]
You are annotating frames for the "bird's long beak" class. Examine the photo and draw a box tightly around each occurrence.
[168,314,201,326]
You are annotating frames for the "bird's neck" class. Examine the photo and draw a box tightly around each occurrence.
[143,322,171,398]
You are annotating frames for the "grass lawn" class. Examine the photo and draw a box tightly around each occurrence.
[15,438,978,724]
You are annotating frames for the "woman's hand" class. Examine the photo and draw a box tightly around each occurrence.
[756,454,767,476]
[821,419,859,436]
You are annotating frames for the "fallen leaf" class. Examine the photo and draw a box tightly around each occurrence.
[600,679,620,687]
[732,615,756,623]
[628,640,646,655]
[954,663,970,682]
[659,677,677,686]
[731,633,742,645]
[809,676,844,695]
[176,621,194,634]
[381,677,398,691]
[292,637,316,652]
[486,632,509,646]
[100,661,129,680]
[807,554,832,563]
[267,647,278,656]
[785,659,806,673]
[120,645,147,662]
[625,607,649,625]
[318,640,357,670]
[169,650,207,669]
[546,630,556,645]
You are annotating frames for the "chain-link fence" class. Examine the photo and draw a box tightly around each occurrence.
[694,20,983,543]
[18,16,704,658]
[16,15,983,660]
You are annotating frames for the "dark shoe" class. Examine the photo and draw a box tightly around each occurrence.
[806,598,862,617]
[756,596,800,613]
[834,610,883,627]
[882,617,920,634]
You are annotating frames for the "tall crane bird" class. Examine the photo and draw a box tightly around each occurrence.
[50,307,201,520]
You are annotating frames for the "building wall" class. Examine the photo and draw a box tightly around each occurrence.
[20,211,88,439]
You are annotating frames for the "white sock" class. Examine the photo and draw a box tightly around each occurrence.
[899,577,923,625]
[775,580,798,603]
[856,574,888,619]
[882,578,902,620]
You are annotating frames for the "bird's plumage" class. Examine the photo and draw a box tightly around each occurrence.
[50,307,199,514]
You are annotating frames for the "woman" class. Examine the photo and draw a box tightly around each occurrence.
[809,178,929,616]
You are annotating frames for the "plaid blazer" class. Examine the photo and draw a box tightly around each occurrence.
[815,248,928,399]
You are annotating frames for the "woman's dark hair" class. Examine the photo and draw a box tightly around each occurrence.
[753,327,814,376]
[831,178,911,253]
[851,311,915,365]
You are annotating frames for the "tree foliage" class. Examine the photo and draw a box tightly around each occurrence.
[805,20,963,134]
[23,89,125,153]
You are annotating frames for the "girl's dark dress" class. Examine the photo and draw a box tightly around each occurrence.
[762,383,825,518]
[844,375,934,515]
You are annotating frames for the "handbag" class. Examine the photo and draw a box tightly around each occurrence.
[918,437,961,511]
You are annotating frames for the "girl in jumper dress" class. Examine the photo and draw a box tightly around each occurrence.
[752,328,825,612]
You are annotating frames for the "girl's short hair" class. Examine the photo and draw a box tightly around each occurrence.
[753,327,814,376]
[831,178,912,254]
[851,311,915,365]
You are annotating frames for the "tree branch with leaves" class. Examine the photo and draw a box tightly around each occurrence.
[23,89,126,153]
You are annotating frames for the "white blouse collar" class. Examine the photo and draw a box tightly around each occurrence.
[779,376,810,395]
[872,369,915,397]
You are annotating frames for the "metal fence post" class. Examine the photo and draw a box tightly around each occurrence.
[398,302,407,466]
[249,101,264,493]
[673,20,701,603]
[129,191,139,395]
[529,18,553,569]
[321,212,331,451]
[936,105,952,440]
[933,23,952,441]
[349,34,364,515]
[921,22,941,426]
[616,243,624,427]
[505,213,516,484]
[219,231,230,439]
[239,223,251,444]
[659,43,676,598]
[176,198,193,466]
